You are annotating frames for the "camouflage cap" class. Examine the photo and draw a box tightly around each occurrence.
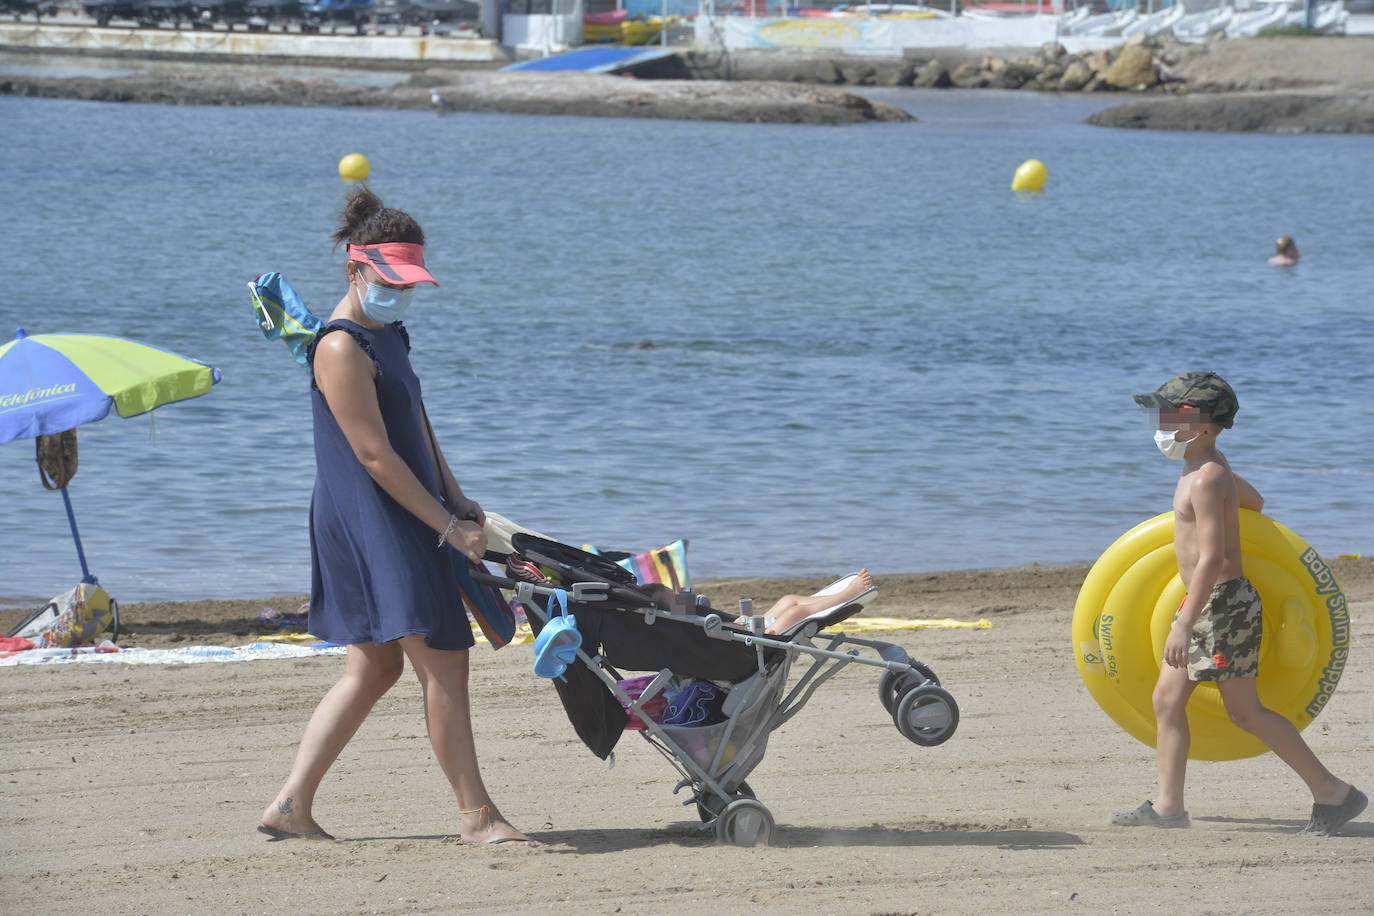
[1133,371,1238,429]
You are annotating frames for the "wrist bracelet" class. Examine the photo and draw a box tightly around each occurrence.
[437,514,459,548]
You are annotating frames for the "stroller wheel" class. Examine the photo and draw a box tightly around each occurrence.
[893,683,959,747]
[696,781,754,823]
[714,797,774,847]
[878,664,939,715]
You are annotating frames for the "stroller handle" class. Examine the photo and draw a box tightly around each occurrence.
[470,567,613,605]
[471,557,659,610]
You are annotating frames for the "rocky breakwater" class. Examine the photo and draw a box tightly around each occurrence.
[1086,36,1374,134]
[935,36,1179,93]
[676,34,1189,94]
[669,35,1374,134]
[0,68,913,125]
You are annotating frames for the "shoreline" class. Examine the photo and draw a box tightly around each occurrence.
[3,557,1366,650]
[4,32,1374,130]
[0,66,915,124]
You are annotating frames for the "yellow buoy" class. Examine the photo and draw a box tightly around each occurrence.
[1011,159,1047,192]
[338,153,370,182]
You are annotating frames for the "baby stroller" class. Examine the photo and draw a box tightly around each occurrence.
[473,534,960,847]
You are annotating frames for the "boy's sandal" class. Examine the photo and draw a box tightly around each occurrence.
[1298,786,1367,837]
[1109,800,1190,829]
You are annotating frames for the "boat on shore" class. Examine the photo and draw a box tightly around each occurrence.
[795,4,948,17]
[583,10,681,45]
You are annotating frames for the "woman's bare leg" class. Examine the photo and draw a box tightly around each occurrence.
[749,569,875,634]
[261,641,405,836]
[399,636,534,846]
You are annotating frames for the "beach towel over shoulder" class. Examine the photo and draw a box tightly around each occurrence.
[248,272,323,372]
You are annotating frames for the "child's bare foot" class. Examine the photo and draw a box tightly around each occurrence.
[460,805,539,847]
[840,569,874,604]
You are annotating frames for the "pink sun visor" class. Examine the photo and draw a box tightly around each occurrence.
[347,242,439,287]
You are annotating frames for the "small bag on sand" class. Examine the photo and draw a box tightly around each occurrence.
[7,583,119,648]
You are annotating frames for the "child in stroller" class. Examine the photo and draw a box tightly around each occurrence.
[640,570,877,637]
[474,534,960,847]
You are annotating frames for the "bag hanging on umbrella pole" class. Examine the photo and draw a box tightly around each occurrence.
[35,428,94,584]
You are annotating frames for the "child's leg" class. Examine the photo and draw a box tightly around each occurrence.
[1152,663,1197,817]
[1216,677,1349,805]
[756,569,874,634]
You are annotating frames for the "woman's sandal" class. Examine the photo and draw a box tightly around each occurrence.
[459,805,537,846]
[257,824,335,841]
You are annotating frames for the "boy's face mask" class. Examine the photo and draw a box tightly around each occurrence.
[1153,429,1191,460]
[1148,406,1202,460]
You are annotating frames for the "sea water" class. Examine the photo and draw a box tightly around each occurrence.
[1,85,1371,606]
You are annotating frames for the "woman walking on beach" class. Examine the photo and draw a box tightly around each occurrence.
[259,186,532,846]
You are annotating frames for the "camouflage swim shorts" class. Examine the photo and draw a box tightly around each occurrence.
[1184,576,1262,682]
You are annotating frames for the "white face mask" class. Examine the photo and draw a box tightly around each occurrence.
[1153,429,1190,460]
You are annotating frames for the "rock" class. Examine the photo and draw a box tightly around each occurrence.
[835,59,878,85]
[835,58,914,87]
[1086,50,1115,75]
[1154,32,1187,67]
[902,47,981,75]
[1083,74,1111,93]
[1040,62,1065,82]
[406,68,462,88]
[1058,59,1094,92]
[911,59,952,89]
[1087,92,1374,133]
[1103,44,1159,90]
[951,61,988,88]
[1038,41,1068,65]
[988,61,1040,90]
[877,60,917,87]
[0,71,916,125]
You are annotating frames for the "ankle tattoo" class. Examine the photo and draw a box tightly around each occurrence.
[278,797,294,815]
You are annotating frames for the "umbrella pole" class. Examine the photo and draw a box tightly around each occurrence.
[59,486,94,583]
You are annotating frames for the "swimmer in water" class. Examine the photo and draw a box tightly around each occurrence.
[1268,235,1298,266]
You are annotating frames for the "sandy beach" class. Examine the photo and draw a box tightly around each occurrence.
[2,558,1370,914]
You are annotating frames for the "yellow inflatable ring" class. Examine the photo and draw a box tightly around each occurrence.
[1073,510,1350,761]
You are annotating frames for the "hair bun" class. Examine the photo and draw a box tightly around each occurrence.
[338,185,382,240]
[332,184,425,249]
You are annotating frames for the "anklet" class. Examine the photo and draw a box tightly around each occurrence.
[459,805,489,820]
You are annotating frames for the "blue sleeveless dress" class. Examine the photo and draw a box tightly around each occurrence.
[306,319,473,651]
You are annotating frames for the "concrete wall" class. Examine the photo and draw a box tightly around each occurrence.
[0,23,508,64]
[700,15,1122,54]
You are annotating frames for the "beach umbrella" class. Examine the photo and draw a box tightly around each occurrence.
[0,327,221,582]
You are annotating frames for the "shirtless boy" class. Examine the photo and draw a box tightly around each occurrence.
[1111,371,1365,835]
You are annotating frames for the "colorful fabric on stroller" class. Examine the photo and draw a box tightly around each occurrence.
[475,533,960,846]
